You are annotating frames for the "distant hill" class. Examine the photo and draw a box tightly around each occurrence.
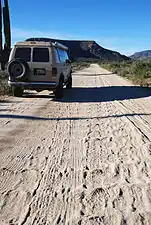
[25,37,129,62]
[130,50,151,60]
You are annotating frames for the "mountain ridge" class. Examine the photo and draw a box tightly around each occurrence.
[130,50,151,60]
[25,37,129,61]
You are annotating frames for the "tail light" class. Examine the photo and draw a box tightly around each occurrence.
[52,67,57,76]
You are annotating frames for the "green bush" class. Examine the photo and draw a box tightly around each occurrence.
[71,61,91,72]
[99,59,151,86]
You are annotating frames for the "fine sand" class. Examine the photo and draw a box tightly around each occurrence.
[0,64,151,225]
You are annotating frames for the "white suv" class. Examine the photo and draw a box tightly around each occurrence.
[7,40,72,98]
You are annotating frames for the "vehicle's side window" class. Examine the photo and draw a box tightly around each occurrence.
[33,48,49,62]
[57,49,68,63]
[54,48,60,63]
[15,48,31,62]
[64,51,69,60]
[57,49,64,63]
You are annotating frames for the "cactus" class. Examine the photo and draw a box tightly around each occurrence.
[0,0,3,70]
[0,0,2,54]
[0,0,11,70]
[3,0,11,50]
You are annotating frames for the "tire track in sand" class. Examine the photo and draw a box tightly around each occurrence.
[0,64,151,225]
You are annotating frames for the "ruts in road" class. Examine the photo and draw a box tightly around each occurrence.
[0,64,151,225]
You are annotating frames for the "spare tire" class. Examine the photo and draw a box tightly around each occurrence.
[7,59,29,80]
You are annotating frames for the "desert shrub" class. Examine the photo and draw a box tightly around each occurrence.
[0,70,11,95]
[71,61,91,72]
[98,61,123,74]
[99,59,151,86]
[0,78,11,95]
[129,61,151,85]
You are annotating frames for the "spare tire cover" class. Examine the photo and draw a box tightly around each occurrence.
[7,59,28,79]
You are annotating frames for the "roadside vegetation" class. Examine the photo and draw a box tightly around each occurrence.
[0,70,10,95]
[99,59,151,86]
[71,61,91,72]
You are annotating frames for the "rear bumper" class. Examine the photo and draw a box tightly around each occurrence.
[8,81,57,89]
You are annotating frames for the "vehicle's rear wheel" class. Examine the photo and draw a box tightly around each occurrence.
[55,77,64,99]
[66,75,72,89]
[12,86,23,97]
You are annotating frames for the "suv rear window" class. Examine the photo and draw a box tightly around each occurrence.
[15,48,31,61]
[33,48,49,62]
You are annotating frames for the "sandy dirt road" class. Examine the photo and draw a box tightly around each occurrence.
[0,64,151,225]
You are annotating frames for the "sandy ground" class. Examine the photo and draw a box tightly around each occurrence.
[0,64,151,225]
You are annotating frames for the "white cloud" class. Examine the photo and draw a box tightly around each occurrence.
[11,27,73,43]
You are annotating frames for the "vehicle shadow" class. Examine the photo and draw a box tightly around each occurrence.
[0,113,151,121]
[1,86,151,121]
[55,86,151,103]
[21,86,151,102]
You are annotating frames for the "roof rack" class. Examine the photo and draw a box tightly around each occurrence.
[15,41,52,47]
[54,41,68,50]
[25,38,68,50]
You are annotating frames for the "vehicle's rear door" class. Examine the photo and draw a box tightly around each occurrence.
[14,47,32,75]
[30,47,52,82]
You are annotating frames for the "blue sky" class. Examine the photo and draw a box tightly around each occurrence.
[8,0,151,55]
